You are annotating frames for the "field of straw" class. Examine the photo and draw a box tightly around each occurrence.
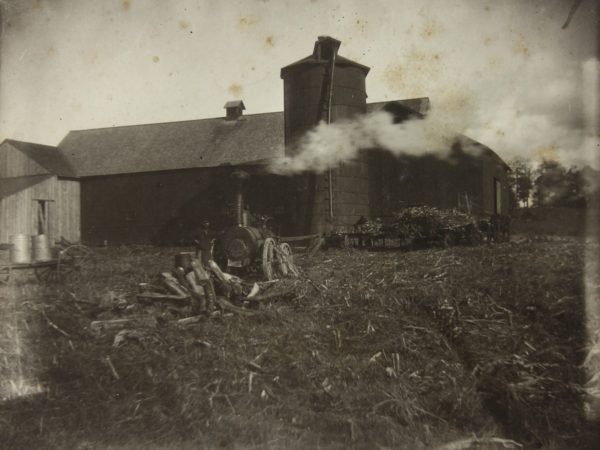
[1,238,599,449]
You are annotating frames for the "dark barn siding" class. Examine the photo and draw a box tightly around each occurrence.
[368,145,507,220]
[80,167,286,245]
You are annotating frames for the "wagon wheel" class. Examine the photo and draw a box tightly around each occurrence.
[34,263,62,284]
[341,234,350,249]
[57,245,96,284]
[467,226,483,246]
[442,232,456,249]
[0,266,12,285]
[276,242,299,278]
[262,238,276,281]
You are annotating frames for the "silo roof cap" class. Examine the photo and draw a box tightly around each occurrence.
[280,36,370,78]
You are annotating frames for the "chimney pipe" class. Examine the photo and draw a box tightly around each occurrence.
[230,170,250,226]
[224,100,246,120]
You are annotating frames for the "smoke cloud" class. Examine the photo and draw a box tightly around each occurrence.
[269,106,471,175]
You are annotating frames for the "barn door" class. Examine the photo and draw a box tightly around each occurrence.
[34,199,51,236]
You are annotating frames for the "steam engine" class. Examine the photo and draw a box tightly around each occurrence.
[214,170,275,270]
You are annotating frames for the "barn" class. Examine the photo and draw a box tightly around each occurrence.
[57,104,287,245]
[0,36,510,246]
[280,36,510,235]
[0,140,80,245]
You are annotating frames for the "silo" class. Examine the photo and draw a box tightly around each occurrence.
[280,36,370,235]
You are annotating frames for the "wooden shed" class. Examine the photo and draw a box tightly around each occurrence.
[0,139,80,244]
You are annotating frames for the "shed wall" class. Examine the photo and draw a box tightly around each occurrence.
[56,179,81,242]
[0,176,80,244]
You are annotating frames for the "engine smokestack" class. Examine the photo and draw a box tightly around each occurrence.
[230,170,250,226]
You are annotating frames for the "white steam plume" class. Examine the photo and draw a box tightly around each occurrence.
[269,106,472,175]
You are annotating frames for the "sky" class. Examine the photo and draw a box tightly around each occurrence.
[0,0,598,168]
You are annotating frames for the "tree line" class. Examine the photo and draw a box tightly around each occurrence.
[508,158,600,209]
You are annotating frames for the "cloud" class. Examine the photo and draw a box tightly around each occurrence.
[464,55,599,169]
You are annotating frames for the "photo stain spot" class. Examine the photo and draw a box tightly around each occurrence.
[265,35,275,47]
[384,50,444,96]
[238,15,258,29]
[228,83,243,97]
[153,56,160,63]
[483,36,493,46]
[179,20,190,30]
[122,0,131,11]
[383,65,404,92]
[534,146,559,162]
[513,33,530,58]
[355,19,368,32]
[84,51,99,64]
[420,19,442,39]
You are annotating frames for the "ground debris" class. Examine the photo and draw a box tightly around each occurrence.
[1,240,596,449]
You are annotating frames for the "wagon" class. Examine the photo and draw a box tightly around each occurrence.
[0,243,94,285]
[326,208,489,250]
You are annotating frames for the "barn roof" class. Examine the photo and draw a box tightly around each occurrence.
[52,97,508,178]
[3,139,76,177]
[58,111,285,177]
[0,174,53,199]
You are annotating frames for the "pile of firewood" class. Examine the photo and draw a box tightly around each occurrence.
[134,253,296,321]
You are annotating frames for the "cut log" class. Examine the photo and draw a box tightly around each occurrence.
[191,258,210,281]
[161,272,189,297]
[215,296,257,316]
[172,266,189,288]
[208,260,228,282]
[137,292,190,301]
[202,278,217,311]
[245,290,294,302]
[177,315,206,325]
[184,271,205,296]
[90,317,157,332]
[184,271,206,314]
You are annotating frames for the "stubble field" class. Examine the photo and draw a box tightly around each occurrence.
[1,238,598,449]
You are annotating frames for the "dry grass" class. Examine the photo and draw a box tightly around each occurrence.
[0,240,598,449]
